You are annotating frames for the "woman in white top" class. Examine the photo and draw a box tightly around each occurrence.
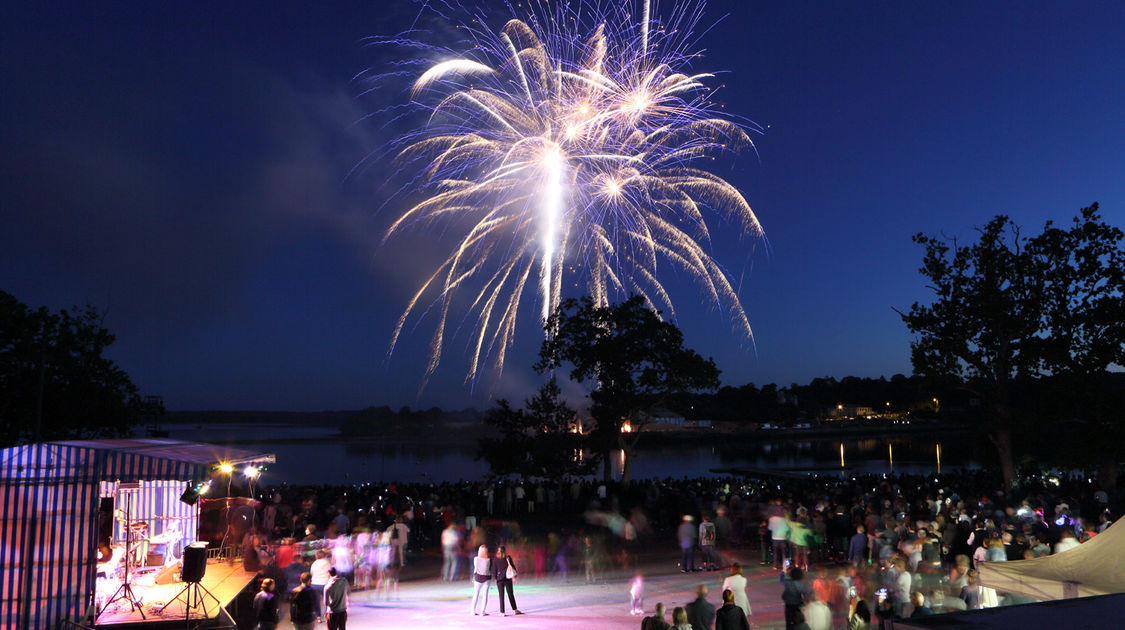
[309,549,332,621]
[471,545,492,615]
[721,562,752,617]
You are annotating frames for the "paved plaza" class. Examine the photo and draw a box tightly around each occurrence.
[338,549,792,629]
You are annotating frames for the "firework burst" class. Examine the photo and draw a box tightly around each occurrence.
[376,0,764,384]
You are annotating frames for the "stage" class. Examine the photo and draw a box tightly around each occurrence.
[95,558,257,628]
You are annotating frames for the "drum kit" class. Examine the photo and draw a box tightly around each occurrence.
[98,511,195,620]
[127,515,192,568]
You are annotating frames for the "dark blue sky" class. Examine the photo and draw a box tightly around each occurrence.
[3,1,1123,411]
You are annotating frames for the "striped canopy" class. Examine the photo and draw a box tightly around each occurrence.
[0,439,275,630]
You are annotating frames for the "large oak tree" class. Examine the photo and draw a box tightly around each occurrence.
[900,204,1124,484]
[536,296,720,482]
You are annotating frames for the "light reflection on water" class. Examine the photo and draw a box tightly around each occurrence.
[159,424,981,485]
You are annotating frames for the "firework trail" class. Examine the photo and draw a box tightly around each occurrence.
[376,0,764,384]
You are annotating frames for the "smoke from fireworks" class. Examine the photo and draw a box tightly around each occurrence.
[376,0,764,384]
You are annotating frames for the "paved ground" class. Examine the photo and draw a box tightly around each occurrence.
[340,549,796,629]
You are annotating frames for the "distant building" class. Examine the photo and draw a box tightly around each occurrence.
[648,407,686,429]
[832,404,874,418]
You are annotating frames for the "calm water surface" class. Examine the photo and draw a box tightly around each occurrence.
[160,423,983,485]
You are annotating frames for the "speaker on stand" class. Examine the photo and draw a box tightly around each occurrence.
[182,543,207,582]
[157,542,221,621]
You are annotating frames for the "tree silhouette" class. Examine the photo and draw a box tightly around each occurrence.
[1,290,145,446]
[537,296,720,482]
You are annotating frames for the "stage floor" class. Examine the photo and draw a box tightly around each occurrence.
[95,558,256,627]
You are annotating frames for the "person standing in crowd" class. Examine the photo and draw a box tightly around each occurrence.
[959,569,981,610]
[678,515,698,572]
[288,572,316,630]
[324,568,349,630]
[471,545,492,616]
[685,584,714,630]
[781,567,809,630]
[769,507,790,571]
[803,591,832,630]
[331,534,353,583]
[1054,529,1080,554]
[789,515,812,572]
[642,602,671,630]
[889,557,911,617]
[846,597,871,630]
[252,578,279,630]
[671,606,692,630]
[848,525,868,567]
[493,546,523,616]
[721,562,752,618]
[699,515,718,571]
[714,589,749,630]
[309,549,331,622]
[441,522,462,581]
[910,592,933,617]
[386,516,410,568]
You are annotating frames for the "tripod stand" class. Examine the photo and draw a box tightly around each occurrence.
[99,490,145,620]
[157,578,221,622]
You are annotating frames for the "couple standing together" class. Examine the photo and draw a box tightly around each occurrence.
[471,545,524,616]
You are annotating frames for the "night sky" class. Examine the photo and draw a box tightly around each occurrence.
[3,1,1123,412]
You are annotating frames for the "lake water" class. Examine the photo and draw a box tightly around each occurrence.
[158,423,983,485]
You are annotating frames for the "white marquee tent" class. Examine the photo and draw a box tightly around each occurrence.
[977,518,1125,601]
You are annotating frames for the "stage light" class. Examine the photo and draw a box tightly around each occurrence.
[243,465,260,479]
[180,480,210,505]
[219,463,234,474]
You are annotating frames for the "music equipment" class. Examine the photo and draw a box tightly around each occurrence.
[154,560,182,585]
[159,543,221,620]
[181,543,208,583]
[99,490,146,620]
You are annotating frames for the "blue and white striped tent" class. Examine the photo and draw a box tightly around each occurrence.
[0,439,274,630]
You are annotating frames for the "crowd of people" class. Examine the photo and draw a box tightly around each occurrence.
[227,468,1119,629]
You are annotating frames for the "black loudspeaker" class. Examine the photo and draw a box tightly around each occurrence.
[181,542,208,583]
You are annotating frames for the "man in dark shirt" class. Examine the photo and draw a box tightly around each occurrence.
[848,525,868,567]
[829,505,852,561]
[910,591,934,617]
[780,567,809,630]
[685,585,715,630]
[641,602,671,630]
[252,578,279,630]
[324,568,349,630]
[288,572,316,630]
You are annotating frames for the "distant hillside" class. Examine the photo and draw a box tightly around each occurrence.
[164,410,359,426]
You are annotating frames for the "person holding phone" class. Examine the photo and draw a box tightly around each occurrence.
[846,597,871,630]
[780,566,808,629]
